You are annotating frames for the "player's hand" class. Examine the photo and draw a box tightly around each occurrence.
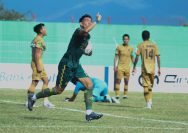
[64,97,70,102]
[85,51,92,56]
[158,69,161,76]
[96,12,102,22]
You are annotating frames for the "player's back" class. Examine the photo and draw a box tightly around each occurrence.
[137,40,159,74]
[92,78,107,92]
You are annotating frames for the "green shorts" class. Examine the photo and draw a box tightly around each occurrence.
[56,61,89,89]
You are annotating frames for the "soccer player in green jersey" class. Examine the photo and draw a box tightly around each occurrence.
[28,13,103,121]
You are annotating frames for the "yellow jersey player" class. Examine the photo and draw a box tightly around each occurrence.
[27,23,55,108]
[132,30,161,109]
[114,34,134,100]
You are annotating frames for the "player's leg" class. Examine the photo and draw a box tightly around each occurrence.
[26,80,38,107]
[142,72,152,109]
[28,63,71,111]
[123,73,130,99]
[28,63,40,94]
[148,74,154,106]
[41,76,55,108]
[35,64,72,99]
[114,70,123,99]
[76,65,103,121]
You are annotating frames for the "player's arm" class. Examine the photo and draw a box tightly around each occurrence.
[34,47,42,73]
[79,13,102,35]
[114,54,119,72]
[131,50,135,64]
[132,46,140,74]
[133,55,139,73]
[65,82,84,102]
[157,55,161,76]
[66,94,78,102]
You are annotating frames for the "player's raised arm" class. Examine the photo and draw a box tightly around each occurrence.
[79,13,102,34]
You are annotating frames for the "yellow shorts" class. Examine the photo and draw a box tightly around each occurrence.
[142,72,154,87]
[116,69,130,80]
[31,61,47,81]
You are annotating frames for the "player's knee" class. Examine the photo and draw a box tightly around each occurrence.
[85,82,93,90]
[54,87,64,94]
[124,79,129,85]
[116,79,121,84]
[144,91,149,95]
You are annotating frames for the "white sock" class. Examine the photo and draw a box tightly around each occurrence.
[86,110,92,115]
[44,98,49,103]
[32,94,36,100]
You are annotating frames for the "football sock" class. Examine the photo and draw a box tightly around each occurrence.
[86,110,92,115]
[36,87,58,99]
[144,86,150,102]
[115,84,120,96]
[124,85,128,96]
[148,87,152,101]
[84,89,93,110]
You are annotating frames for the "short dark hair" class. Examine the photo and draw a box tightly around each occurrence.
[142,30,150,41]
[33,23,45,34]
[79,14,92,22]
[122,34,130,40]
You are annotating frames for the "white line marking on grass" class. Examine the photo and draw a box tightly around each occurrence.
[0,99,188,126]
[0,125,187,131]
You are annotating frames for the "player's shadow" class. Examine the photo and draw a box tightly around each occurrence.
[96,103,143,109]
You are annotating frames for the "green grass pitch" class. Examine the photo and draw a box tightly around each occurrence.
[0,89,188,133]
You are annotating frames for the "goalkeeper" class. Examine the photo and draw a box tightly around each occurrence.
[65,77,118,103]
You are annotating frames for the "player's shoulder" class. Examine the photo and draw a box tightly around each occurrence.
[137,42,143,48]
[33,36,43,43]
[31,36,45,50]
[117,44,123,49]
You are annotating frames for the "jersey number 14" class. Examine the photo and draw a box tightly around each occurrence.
[145,49,154,59]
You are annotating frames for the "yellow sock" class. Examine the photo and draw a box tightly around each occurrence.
[144,86,150,102]
[115,84,120,97]
[124,85,128,96]
[148,87,152,101]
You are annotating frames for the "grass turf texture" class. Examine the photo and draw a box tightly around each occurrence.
[0,88,188,133]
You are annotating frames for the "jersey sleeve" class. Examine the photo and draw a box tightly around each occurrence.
[115,46,119,55]
[31,38,46,50]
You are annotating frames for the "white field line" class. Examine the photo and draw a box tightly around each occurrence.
[0,125,187,131]
[0,99,188,126]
